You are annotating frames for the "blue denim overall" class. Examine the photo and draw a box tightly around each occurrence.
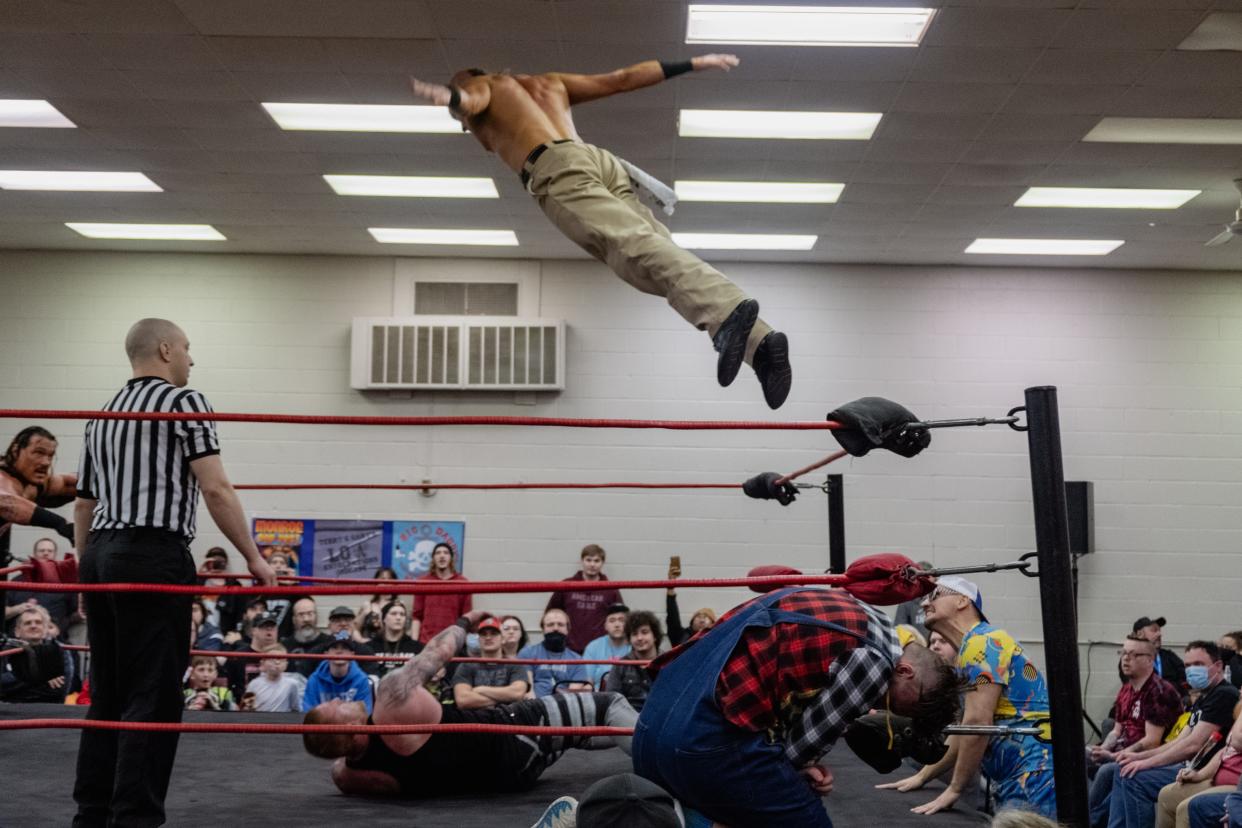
[632,588,893,828]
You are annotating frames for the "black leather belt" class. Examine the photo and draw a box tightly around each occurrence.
[519,139,575,186]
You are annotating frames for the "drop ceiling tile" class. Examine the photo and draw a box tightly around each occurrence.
[1053,10,1204,48]
[927,185,1023,205]
[150,172,330,194]
[152,100,275,130]
[52,98,180,128]
[959,141,1070,164]
[207,37,332,72]
[1025,50,1161,85]
[1138,51,1242,86]
[925,8,1071,48]
[439,40,565,76]
[232,71,357,101]
[892,83,1014,114]
[942,164,1047,186]
[864,139,972,163]
[838,181,940,204]
[123,70,250,101]
[189,128,298,152]
[554,1,684,45]
[785,49,917,83]
[0,128,101,150]
[82,34,224,70]
[0,33,114,68]
[1109,85,1232,117]
[174,0,437,38]
[323,39,448,75]
[913,47,1044,84]
[876,112,991,142]
[0,1,69,33]
[977,113,1099,141]
[675,79,796,110]
[0,68,56,97]
[851,161,954,184]
[17,67,142,98]
[429,0,559,40]
[1057,141,1158,166]
[207,150,321,174]
[1002,84,1126,114]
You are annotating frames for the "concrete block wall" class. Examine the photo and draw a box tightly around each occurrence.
[3,249,1241,718]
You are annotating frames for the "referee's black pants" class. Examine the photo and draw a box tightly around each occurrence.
[72,528,195,828]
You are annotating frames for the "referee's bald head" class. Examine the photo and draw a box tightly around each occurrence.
[125,318,186,364]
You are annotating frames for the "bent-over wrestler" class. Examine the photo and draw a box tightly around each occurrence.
[0,426,76,565]
[303,610,637,797]
[409,56,793,409]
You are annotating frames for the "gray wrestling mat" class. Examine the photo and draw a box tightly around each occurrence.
[0,704,988,826]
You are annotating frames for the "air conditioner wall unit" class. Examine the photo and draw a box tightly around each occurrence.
[350,316,565,391]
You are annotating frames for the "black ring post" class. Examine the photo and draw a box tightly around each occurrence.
[1024,386,1088,826]
[826,474,846,574]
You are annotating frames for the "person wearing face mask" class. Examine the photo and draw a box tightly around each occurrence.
[517,608,590,698]
[1104,641,1240,828]
[1219,632,1242,690]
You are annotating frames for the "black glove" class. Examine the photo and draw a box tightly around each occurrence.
[743,472,798,506]
[827,397,931,458]
[30,506,74,541]
[844,712,948,774]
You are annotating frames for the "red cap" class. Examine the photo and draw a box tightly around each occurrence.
[477,617,503,632]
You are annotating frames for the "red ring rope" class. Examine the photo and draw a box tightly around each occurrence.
[0,647,23,658]
[0,718,633,737]
[0,409,841,431]
[2,573,849,596]
[234,482,741,491]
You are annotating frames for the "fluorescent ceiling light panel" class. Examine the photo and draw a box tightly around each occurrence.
[324,175,498,198]
[679,109,881,140]
[672,232,817,250]
[1177,13,1242,51]
[0,171,161,192]
[262,103,459,133]
[1083,118,1242,145]
[674,180,844,203]
[686,5,935,47]
[1015,187,1201,210]
[66,223,225,241]
[0,100,76,128]
[368,228,519,246]
[965,238,1123,256]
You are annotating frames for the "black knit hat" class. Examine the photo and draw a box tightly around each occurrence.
[577,774,682,828]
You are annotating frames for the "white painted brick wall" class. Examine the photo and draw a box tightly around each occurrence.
[3,250,1242,719]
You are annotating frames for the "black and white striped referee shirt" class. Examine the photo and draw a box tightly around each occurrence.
[76,376,221,539]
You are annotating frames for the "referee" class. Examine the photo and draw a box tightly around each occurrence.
[71,318,276,827]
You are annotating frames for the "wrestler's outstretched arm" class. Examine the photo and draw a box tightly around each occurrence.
[0,491,73,540]
[379,609,490,702]
[554,53,738,105]
[409,75,492,118]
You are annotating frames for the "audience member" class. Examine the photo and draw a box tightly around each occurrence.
[895,623,928,649]
[282,597,333,677]
[372,601,423,677]
[0,606,70,702]
[223,597,269,647]
[1088,635,1183,779]
[500,615,528,658]
[302,631,373,714]
[324,605,379,675]
[1133,615,1188,694]
[664,562,716,647]
[894,560,934,639]
[518,608,590,697]
[5,537,77,638]
[190,599,224,652]
[200,546,244,635]
[606,610,662,711]
[452,617,530,709]
[410,543,472,644]
[1102,640,1239,828]
[183,655,237,712]
[225,610,280,698]
[1154,704,1242,828]
[258,548,300,638]
[880,576,1054,818]
[928,630,957,664]
[546,544,623,654]
[582,603,630,687]
[245,644,301,713]
[355,566,398,639]
[1220,632,1242,690]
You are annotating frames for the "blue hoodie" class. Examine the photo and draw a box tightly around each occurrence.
[301,659,374,713]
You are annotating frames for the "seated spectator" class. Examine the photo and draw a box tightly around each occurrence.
[245,644,301,713]
[582,603,630,687]
[1183,785,1242,828]
[410,543,472,644]
[183,655,238,712]
[451,616,530,709]
[323,604,379,675]
[500,615,528,658]
[0,606,70,702]
[190,599,224,652]
[355,566,398,634]
[606,610,661,711]
[258,548,300,638]
[1088,634,1183,780]
[1155,701,1242,828]
[1220,632,1242,690]
[1097,640,1239,828]
[371,601,423,677]
[225,610,280,698]
[517,608,590,698]
[223,597,269,648]
[4,536,75,638]
[281,597,332,677]
[663,557,716,646]
[1132,615,1188,694]
[928,630,958,664]
[200,546,244,636]
[302,631,373,714]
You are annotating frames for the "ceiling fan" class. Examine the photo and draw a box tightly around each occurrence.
[1206,178,1242,247]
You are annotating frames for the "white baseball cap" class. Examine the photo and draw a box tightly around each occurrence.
[934,575,987,622]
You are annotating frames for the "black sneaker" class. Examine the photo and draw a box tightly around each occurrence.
[753,331,791,410]
[712,299,759,387]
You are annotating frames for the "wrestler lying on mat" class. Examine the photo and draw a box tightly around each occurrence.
[302,609,637,797]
